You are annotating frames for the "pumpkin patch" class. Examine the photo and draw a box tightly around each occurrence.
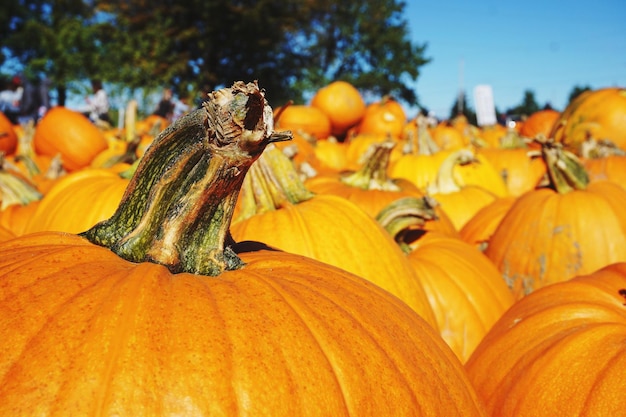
[2,79,626,416]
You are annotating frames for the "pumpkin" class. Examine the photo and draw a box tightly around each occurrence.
[0,200,39,236]
[356,96,407,139]
[485,137,626,298]
[0,224,14,242]
[518,108,560,140]
[34,106,108,171]
[311,137,349,172]
[431,122,470,150]
[274,104,331,140]
[378,200,515,362]
[466,262,626,416]
[343,132,403,171]
[0,111,18,155]
[426,149,499,231]
[310,81,366,137]
[477,123,508,148]
[579,137,626,190]
[23,168,129,234]
[478,147,546,197]
[459,196,517,251]
[231,144,438,327]
[550,87,626,152]
[0,82,487,416]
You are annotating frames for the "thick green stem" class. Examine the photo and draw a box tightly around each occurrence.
[234,144,314,222]
[376,196,439,254]
[427,148,475,195]
[537,137,589,193]
[81,81,291,276]
[341,141,400,191]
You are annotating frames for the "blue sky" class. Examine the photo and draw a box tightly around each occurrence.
[404,0,626,119]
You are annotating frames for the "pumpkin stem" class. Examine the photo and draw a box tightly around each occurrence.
[340,140,401,191]
[537,136,589,193]
[376,196,439,254]
[405,115,440,155]
[0,164,42,209]
[579,137,626,159]
[427,148,475,195]
[81,81,292,276]
[233,144,315,222]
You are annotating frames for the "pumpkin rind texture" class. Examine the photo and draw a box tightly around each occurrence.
[0,232,486,417]
[465,262,626,417]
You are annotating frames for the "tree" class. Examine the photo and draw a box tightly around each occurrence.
[506,89,540,116]
[567,84,592,105]
[1,0,430,111]
[448,90,476,125]
[1,0,115,106]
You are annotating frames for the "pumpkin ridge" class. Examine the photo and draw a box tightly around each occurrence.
[247,269,429,415]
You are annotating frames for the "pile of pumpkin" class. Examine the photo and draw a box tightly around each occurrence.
[0,80,625,416]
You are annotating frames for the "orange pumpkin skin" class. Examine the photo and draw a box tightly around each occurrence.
[518,108,560,139]
[310,81,366,137]
[485,181,626,298]
[478,148,546,197]
[231,194,438,327]
[0,201,39,236]
[0,232,487,416]
[34,106,108,171]
[356,97,407,139]
[550,87,626,151]
[0,112,18,155]
[465,262,626,417]
[274,104,332,140]
[459,196,517,250]
[0,224,15,242]
[405,232,515,362]
[583,155,626,191]
[431,123,469,150]
[23,168,129,234]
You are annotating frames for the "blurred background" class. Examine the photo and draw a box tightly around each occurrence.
[1,0,624,123]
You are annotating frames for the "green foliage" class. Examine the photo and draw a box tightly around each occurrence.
[2,0,430,111]
[567,84,592,105]
[448,90,476,124]
[506,89,541,117]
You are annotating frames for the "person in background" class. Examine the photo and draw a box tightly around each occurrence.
[17,75,41,124]
[153,88,175,121]
[0,76,23,124]
[172,95,190,122]
[37,76,51,121]
[83,79,110,124]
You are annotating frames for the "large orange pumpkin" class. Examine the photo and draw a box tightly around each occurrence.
[466,262,626,416]
[485,138,626,298]
[550,87,626,152]
[0,82,487,416]
[34,106,108,171]
[379,202,515,362]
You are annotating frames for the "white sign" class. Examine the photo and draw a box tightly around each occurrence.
[473,85,497,126]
